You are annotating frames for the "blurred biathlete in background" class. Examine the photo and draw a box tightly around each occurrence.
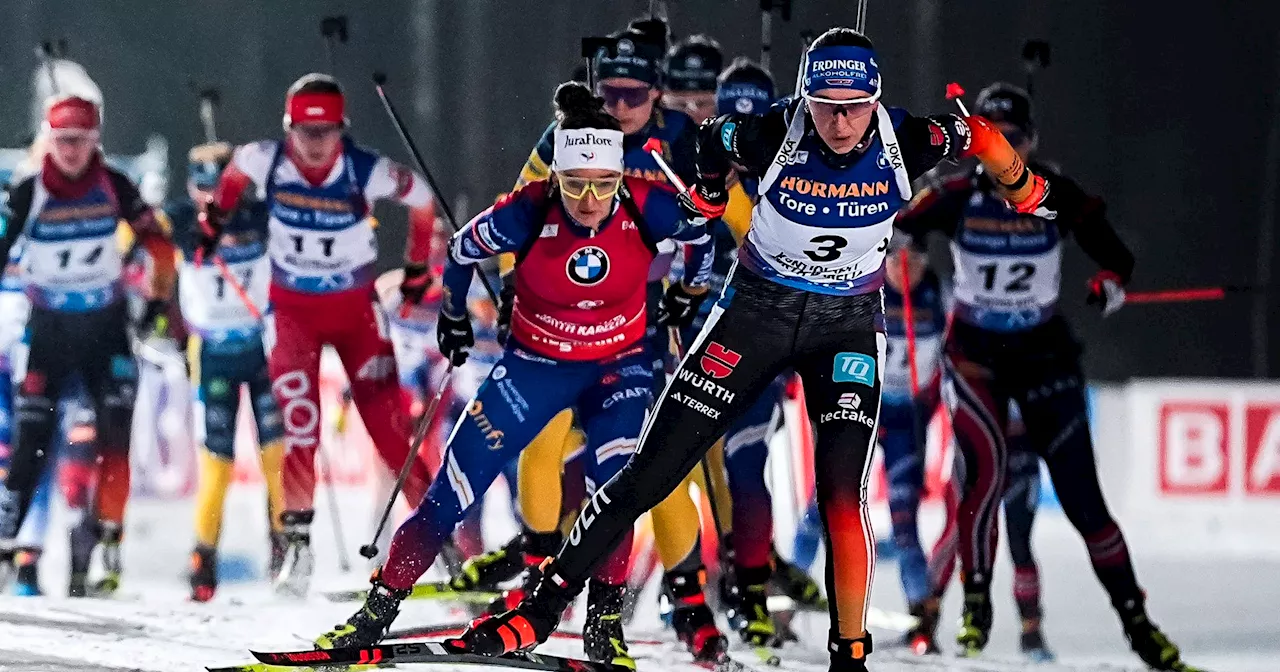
[920,400,1052,661]
[318,82,712,669]
[454,27,1057,672]
[204,73,440,598]
[168,141,286,602]
[0,95,177,598]
[895,82,1197,671]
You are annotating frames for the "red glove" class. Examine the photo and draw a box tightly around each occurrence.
[1086,270,1126,317]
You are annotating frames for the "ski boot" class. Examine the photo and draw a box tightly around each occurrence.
[317,569,411,649]
[274,510,315,599]
[729,565,776,646]
[829,633,873,672]
[486,531,561,615]
[268,531,288,582]
[13,549,41,596]
[1115,596,1195,671]
[582,580,635,670]
[771,548,826,609]
[956,581,993,657]
[94,522,123,596]
[1020,625,1055,663]
[450,533,525,592]
[68,517,99,598]
[189,544,218,603]
[665,568,729,662]
[903,598,940,655]
[0,549,14,592]
[446,560,582,656]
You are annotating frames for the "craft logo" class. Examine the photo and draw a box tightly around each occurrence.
[700,341,741,379]
[567,246,610,286]
[491,365,507,381]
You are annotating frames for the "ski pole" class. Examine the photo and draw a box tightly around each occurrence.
[359,362,455,559]
[370,73,501,308]
[643,138,691,195]
[314,440,352,572]
[1126,285,1256,304]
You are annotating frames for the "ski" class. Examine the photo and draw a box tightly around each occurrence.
[323,580,500,604]
[386,622,667,647]
[249,640,630,672]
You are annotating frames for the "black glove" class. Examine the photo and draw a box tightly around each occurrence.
[495,278,516,346]
[138,298,171,339]
[400,264,432,311]
[437,311,474,366]
[196,199,227,264]
[656,283,708,328]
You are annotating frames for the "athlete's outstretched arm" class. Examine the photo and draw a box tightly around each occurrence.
[1045,173,1135,282]
[109,168,177,300]
[640,187,714,290]
[440,184,540,317]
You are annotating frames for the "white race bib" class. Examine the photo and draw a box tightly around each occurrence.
[179,253,270,333]
[22,233,122,292]
[268,216,377,281]
[951,243,1062,313]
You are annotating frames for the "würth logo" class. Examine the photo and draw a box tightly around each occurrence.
[700,342,741,379]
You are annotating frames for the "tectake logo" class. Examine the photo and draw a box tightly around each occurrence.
[838,392,862,410]
[700,341,741,379]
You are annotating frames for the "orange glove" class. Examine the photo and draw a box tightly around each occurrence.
[961,114,1046,215]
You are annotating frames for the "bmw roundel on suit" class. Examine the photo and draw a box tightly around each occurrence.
[444,177,712,361]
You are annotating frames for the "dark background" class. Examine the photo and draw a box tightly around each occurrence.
[2,0,1277,381]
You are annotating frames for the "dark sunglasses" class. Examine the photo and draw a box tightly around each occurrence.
[597,84,652,108]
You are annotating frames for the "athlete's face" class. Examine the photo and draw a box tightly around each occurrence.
[884,247,927,292]
[48,130,98,178]
[807,88,878,155]
[288,122,343,168]
[662,90,717,125]
[599,77,658,135]
[997,121,1034,163]
[558,168,621,230]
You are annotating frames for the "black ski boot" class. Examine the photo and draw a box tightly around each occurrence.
[829,633,873,672]
[729,565,776,646]
[904,598,940,655]
[447,560,583,656]
[189,544,218,603]
[1019,623,1056,663]
[1115,596,1197,671]
[14,549,41,596]
[68,517,99,597]
[665,568,729,661]
[771,547,825,609]
[956,580,993,657]
[451,532,526,592]
[583,580,635,670]
[316,569,411,649]
[268,531,287,582]
[486,530,561,615]
[274,510,314,598]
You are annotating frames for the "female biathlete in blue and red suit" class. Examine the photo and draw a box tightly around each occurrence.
[318,83,713,669]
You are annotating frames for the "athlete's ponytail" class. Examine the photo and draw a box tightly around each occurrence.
[553,81,621,133]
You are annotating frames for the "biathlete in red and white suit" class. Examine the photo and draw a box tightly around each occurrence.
[202,73,440,596]
[318,83,713,669]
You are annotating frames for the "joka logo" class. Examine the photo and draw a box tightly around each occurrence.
[838,392,862,410]
[567,246,610,286]
[833,352,876,386]
[700,342,741,379]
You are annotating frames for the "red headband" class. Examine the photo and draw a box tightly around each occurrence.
[286,91,345,127]
[47,96,101,131]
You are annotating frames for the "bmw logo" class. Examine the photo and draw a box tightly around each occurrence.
[567,246,610,286]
